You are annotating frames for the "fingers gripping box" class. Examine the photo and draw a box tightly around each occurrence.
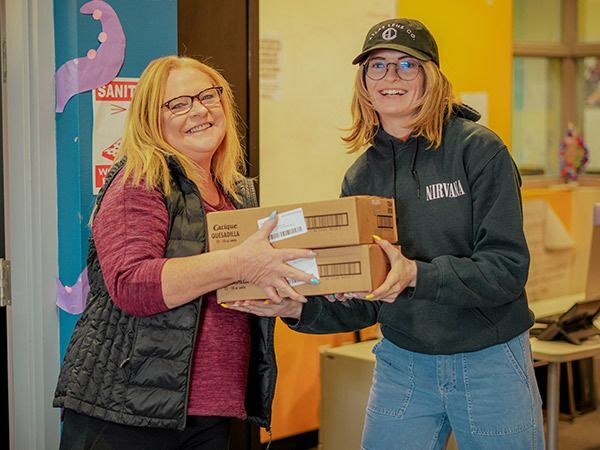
[206,196,397,251]
[216,244,389,302]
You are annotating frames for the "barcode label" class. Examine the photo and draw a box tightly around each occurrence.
[257,208,308,243]
[377,215,394,229]
[286,257,319,286]
[270,226,305,241]
[318,261,361,277]
[305,213,349,230]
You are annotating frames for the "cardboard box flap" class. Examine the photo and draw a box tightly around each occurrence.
[586,203,600,300]
[544,203,575,251]
[523,199,575,301]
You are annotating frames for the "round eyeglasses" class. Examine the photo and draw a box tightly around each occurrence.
[162,86,224,116]
[364,58,422,81]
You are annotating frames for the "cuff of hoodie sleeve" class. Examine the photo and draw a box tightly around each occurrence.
[282,296,324,331]
[409,260,440,302]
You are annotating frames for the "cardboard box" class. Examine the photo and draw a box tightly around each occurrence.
[523,199,574,301]
[217,244,389,302]
[207,196,397,251]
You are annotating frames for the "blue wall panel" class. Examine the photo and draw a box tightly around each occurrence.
[54,0,177,359]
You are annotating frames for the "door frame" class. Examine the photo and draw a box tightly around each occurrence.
[0,1,7,447]
[3,0,60,448]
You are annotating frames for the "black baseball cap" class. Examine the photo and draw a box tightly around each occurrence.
[352,18,439,66]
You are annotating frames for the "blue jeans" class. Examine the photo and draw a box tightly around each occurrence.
[362,333,544,450]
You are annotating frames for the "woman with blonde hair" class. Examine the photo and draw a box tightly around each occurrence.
[54,56,318,449]
[231,18,544,450]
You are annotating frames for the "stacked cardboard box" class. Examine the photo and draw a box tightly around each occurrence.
[206,196,397,302]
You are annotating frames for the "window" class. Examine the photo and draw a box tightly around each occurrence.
[513,0,600,176]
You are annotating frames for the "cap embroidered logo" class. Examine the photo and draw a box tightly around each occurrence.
[382,27,397,40]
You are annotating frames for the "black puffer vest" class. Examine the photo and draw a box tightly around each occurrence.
[53,158,277,431]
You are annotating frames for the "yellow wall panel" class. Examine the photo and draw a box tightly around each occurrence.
[398,0,513,145]
[260,321,380,442]
[262,325,356,441]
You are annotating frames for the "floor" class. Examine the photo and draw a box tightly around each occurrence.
[557,407,600,450]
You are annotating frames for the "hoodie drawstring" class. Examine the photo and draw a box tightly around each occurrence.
[410,139,421,199]
[390,137,421,200]
[391,139,398,203]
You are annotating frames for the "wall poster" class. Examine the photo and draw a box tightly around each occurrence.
[92,77,138,193]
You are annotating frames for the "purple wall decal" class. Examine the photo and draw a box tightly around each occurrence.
[56,267,89,315]
[55,0,126,113]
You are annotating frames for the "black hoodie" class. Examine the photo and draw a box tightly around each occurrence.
[288,105,534,354]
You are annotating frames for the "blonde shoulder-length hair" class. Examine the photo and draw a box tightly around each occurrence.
[342,60,457,153]
[117,56,246,200]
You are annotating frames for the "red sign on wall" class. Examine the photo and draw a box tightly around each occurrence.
[92,78,138,194]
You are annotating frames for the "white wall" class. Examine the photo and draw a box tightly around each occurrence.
[259,0,396,206]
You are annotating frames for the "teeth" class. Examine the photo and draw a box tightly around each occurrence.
[381,89,405,95]
[186,123,211,134]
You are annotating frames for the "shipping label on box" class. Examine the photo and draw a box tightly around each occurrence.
[217,244,389,302]
[257,208,308,243]
[207,196,397,251]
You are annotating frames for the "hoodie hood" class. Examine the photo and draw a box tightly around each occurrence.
[452,103,481,122]
[370,103,481,200]
[372,102,481,149]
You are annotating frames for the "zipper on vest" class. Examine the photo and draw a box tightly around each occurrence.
[181,298,203,429]
[264,429,273,450]
[119,328,138,368]
[178,177,210,428]
[264,318,277,428]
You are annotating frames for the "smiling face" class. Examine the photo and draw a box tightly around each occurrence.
[364,49,425,134]
[160,67,226,169]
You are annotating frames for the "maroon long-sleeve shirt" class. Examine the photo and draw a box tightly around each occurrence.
[93,171,251,418]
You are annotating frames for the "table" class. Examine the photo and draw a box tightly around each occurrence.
[319,341,376,450]
[530,336,600,450]
[529,293,600,450]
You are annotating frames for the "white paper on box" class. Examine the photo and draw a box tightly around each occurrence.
[257,208,308,243]
[286,257,319,286]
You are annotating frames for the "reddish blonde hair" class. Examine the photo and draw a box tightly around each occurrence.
[118,56,246,199]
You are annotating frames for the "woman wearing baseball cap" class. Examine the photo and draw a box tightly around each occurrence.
[231,18,543,449]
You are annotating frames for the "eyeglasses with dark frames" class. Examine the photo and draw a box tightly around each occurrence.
[363,58,422,81]
[162,86,224,116]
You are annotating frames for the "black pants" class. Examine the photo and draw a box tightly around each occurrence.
[60,409,232,450]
